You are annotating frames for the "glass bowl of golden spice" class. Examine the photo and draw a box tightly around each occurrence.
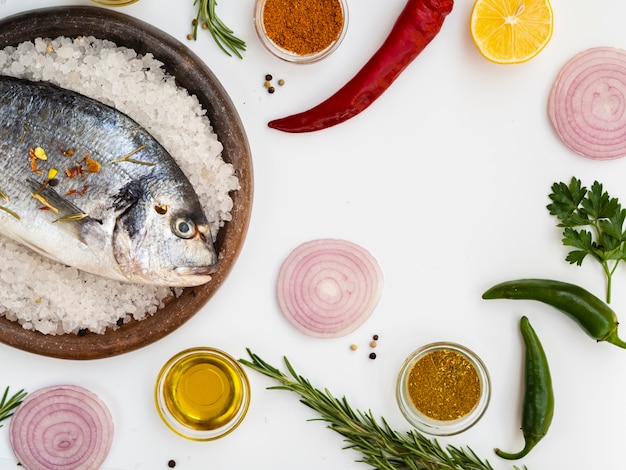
[396,342,491,436]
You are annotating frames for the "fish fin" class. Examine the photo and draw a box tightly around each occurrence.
[24,178,103,239]
[25,178,84,214]
[111,180,145,213]
[111,180,147,239]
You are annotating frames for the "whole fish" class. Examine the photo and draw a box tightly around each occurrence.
[0,75,218,287]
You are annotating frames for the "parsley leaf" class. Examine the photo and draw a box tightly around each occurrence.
[548,177,626,303]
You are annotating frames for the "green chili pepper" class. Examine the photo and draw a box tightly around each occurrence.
[482,278,626,349]
[496,316,554,460]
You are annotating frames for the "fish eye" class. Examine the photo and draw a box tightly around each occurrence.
[171,217,196,239]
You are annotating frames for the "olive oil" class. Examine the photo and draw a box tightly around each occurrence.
[156,347,250,440]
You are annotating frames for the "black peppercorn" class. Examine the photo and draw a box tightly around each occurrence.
[268,86,276,94]
[369,352,377,360]
[265,74,273,81]
[168,460,176,468]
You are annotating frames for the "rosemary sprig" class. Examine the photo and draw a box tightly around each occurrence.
[0,387,26,427]
[192,0,246,58]
[240,350,527,470]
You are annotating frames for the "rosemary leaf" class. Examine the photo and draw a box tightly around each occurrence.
[0,386,26,427]
[192,0,246,58]
[240,349,527,470]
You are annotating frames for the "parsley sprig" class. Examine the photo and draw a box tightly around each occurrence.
[0,386,26,427]
[191,0,246,58]
[547,177,626,303]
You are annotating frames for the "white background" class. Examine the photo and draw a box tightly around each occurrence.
[1,0,625,469]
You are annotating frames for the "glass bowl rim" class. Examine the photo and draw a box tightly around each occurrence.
[253,0,349,64]
[395,341,491,436]
[155,346,251,441]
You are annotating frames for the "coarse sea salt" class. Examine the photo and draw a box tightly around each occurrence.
[0,36,240,335]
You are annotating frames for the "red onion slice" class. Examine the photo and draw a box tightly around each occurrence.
[9,385,114,470]
[549,47,626,160]
[277,239,384,338]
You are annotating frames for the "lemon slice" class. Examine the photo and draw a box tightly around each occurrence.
[470,0,554,64]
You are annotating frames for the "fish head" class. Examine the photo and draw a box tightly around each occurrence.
[112,181,218,287]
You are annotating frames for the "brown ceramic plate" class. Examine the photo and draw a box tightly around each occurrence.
[0,7,253,359]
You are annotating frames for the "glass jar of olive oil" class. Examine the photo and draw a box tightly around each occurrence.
[155,347,250,440]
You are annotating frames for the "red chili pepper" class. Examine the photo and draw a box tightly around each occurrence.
[268,0,454,133]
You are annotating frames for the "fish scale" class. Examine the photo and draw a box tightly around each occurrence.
[0,75,218,287]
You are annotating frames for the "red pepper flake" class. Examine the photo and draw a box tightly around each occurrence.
[65,164,85,179]
[57,146,75,157]
[83,154,101,173]
[65,185,89,198]
[28,149,42,174]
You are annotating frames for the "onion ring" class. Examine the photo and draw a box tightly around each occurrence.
[277,239,384,338]
[9,385,114,470]
[549,47,626,160]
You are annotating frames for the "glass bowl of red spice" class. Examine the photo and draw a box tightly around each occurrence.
[254,0,348,64]
[396,342,491,436]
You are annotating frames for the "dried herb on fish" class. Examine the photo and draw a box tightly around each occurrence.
[112,145,155,166]
[53,213,89,223]
[20,123,29,142]
[240,350,527,470]
[0,387,26,427]
[190,0,246,58]
[0,188,8,202]
[31,192,58,213]
[0,206,20,220]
